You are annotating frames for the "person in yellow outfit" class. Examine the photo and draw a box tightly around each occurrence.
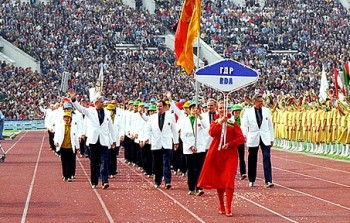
[324,101,334,154]
[344,105,350,157]
[280,107,288,148]
[295,107,304,151]
[289,106,298,150]
[330,102,342,154]
[319,106,328,153]
[271,106,279,145]
[314,105,326,153]
[286,106,293,149]
[301,104,309,151]
[54,112,80,182]
[336,101,349,155]
[305,104,313,152]
[309,103,320,153]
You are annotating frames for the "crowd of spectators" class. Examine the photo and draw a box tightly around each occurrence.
[0,0,192,120]
[154,0,350,101]
[0,0,349,120]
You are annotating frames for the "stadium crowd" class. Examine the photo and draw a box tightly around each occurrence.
[0,0,349,121]
[0,1,349,217]
[155,0,349,97]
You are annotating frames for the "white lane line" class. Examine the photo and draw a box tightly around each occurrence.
[121,161,207,223]
[273,153,350,174]
[121,160,299,223]
[271,181,350,211]
[3,131,29,153]
[21,134,45,223]
[272,166,350,188]
[155,187,207,223]
[77,157,115,223]
[235,194,299,223]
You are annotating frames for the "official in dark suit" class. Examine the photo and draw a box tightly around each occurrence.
[69,90,116,189]
[145,100,179,189]
[241,95,275,188]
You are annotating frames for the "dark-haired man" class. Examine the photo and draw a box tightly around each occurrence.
[145,100,179,189]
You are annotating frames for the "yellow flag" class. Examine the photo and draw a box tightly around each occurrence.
[174,0,201,75]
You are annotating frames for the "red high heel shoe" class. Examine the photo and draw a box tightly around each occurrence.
[225,188,233,217]
[218,206,225,215]
[225,211,233,217]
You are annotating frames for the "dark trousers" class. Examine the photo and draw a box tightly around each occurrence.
[238,143,246,176]
[143,144,153,175]
[152,148,172,186]
[195,152,206,190]
[79,137,87,156]
[48,130,55,150]
[133,142,142,167]
[248,140,272,183]
[84,137,91,159]
[139,144,145,170]
[124,136,132,162]
[186,154,196,191]
[89,140,109,186]
[72,149,76,177]
[60,148,74,179]
[131,141,137,164]
[186,152,206,192]
[108,147,117,176]
[115,146,120,172]
[172,138,185,173]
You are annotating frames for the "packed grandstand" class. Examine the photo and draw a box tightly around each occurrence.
[0,0,349,120]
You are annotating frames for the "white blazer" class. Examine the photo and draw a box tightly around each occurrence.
[73,101,116,147]
[53,108,83,138]
[73,111,84,137]
[81,115,88,137]
[145,112,179,150]
[201,112,215,150]
[143,115,152,145]
[130,112,144,143]
[124,110,134,137]
[50,108,63,133]
[241,106,274,147]
[39,107,54,129]
[54,121,80,153]
[114,108,125,147]
[179,116,208,154]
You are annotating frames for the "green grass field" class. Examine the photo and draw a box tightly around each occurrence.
[4,130,20,133]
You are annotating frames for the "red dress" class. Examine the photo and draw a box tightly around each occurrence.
[197,121,245,189]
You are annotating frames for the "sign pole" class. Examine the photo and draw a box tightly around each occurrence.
[194,33,201,150]
[195,59,259,150]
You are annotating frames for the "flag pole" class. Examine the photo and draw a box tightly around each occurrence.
[194,30,201,150]
[174,0,202,149]
[193,0,202,151]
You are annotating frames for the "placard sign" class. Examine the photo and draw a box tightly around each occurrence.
[195,59,259,92]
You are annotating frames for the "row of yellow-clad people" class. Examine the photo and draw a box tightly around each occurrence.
[270,106,350,145]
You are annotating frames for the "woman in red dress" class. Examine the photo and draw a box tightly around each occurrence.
[197,101,245,217]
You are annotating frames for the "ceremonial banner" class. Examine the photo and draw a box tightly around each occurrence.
[319,65,328,102]
[342,62,350,87]
[89,87,96,102]
[334,64,346,99]
[96,66,104,93]
[174,0,201,75]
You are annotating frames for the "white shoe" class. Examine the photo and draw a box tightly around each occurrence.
[265,182,274,188]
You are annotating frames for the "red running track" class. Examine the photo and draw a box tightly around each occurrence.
[0,131,349,223]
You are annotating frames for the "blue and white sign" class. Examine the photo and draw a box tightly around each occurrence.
[195,59,259,92]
